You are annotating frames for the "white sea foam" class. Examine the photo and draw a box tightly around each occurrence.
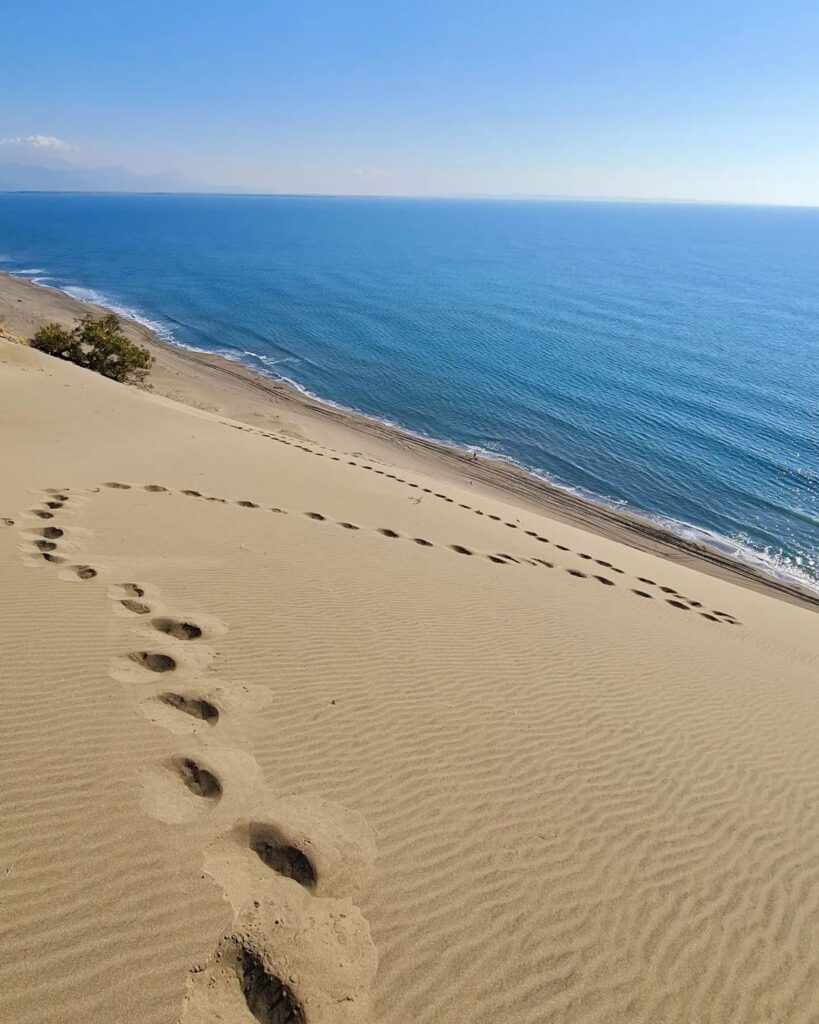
[60,285,176,341]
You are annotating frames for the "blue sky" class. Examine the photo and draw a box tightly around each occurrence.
[4,1,819,203]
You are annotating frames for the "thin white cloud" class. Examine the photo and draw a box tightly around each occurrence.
[0,134,78,152]
[352,167,386,180]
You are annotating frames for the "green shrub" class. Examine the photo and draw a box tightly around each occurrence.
[31,313,153,385]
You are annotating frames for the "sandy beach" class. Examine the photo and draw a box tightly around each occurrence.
[1,271,818,1024]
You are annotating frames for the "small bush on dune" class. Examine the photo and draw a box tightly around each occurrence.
[31,313,153,385]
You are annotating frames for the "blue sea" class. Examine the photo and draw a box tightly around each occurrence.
[0,193,816,589]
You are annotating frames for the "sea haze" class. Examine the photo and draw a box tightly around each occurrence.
[0,193,816,589]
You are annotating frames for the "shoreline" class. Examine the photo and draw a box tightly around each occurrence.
[2,267,816,611]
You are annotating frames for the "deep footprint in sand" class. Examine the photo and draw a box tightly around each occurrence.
[152,618,203,641]
[238,950,305,1024]
[130,651,177,673]
[249,825,317,891]
[159,693,219,723]
[174,757,222,798]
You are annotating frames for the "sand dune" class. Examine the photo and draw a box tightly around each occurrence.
[1,302,818,1024]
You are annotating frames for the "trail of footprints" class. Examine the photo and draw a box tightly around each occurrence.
[221,424,742,624]
[43,479,733,625]
[8,471,744,1017]
[8,477,741,624]
[16,488,379,1024]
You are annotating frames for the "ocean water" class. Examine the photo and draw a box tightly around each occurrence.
[0,193,816,589]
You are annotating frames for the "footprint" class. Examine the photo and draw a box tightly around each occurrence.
[72,565,97,580]
[42,553,65,564]
[533,558,554,567]
[413,538,433,547]
[104,482,130,489]
[238,949,305,1024]
[700,613,719,622]
[35,540,58,551]
[121,599,151,614]
[44,501,64,510]
[667,600,689,610]
[152,618,203,641]
[159,693,219,723]
[593,576,615,586]
[487,555,508,564]
[337,522,359,530]
[174,757,222,799]
[182,490,202,497]
[40,527,64,539]
[130,651,177,673]
[450,545,473,555]
[2,517,15,526]
[638,577,656,585]
[632,589,652,599]
[249,825,317,891]
[304,512,326,521]
[183,895,375,1024]
[659,586,677,594]
[567,569,587,578]
[378,528,400,538]
[144,484,168,492]
[122,583,146,597]
[31,510,54,519]
[237,501,259,508]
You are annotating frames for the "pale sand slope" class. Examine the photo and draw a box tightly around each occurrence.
[1,337,818,1024]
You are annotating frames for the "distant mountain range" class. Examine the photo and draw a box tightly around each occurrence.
[0,158,240,193]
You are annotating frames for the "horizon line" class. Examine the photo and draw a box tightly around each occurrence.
[1,189,818,211]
